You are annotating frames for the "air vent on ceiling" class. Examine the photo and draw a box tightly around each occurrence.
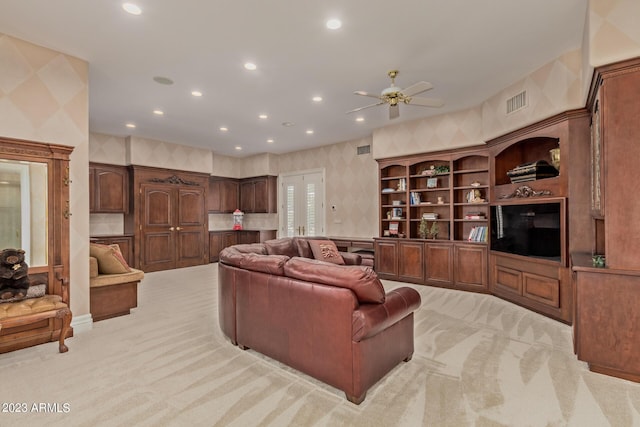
[357,145,371,155]
[506,90,527,114]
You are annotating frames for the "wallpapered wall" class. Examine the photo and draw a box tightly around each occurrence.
[89,132,377,238]
[0,33,90,319]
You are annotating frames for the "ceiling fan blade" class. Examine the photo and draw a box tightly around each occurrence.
[408,96,445,108]
[400,81,433,97]
[354,90,382,99]
[389,104,399,119]
[346,102,385,114]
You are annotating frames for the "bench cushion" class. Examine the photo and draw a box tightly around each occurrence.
[90,269,145,288]
[0,294,67,320]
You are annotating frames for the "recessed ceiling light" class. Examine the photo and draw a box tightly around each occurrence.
[235,146,242,150]
[267,139,274,143]
[122,3,142,15]
[191,90,203,97]
[259,114,268,119]
[356,117,364,122]
[153,110,164,116]
[306,129,314,135]
[312,96,323,102]
[244,62,257,71]
[326,18,342,30]
[125,123,136,128]
[153,76,174,85]
[219,127,228,132]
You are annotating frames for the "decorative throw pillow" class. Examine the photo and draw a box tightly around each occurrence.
[90,243,131,274]
[308,240,345,265]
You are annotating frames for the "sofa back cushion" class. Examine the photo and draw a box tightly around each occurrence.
[220,248,288,276]
[293,237,314,259]
[264,238,298,258]
[284,257,385,303]
[232,243,267,255]
[308,239,345,265]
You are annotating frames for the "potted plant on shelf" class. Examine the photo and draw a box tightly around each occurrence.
[419,218,429,239]
[429,221,439,239]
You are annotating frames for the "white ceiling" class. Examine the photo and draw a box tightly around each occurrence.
[0,1,588,157]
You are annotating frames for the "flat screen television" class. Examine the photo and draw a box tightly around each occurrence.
[490,201,562,261]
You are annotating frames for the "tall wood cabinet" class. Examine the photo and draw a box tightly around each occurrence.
[127,166,209,272]
[573,58,640,382]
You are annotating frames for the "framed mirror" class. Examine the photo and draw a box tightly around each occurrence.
[0,159,48,266]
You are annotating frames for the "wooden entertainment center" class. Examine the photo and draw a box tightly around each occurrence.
[376,57,640,383]
[375,109,591,324]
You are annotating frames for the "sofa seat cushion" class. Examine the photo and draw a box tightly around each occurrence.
[220,248,288,276]
[352,287,422,341]
[0,294,67,320]
[284,257,385,304]
[90,269,145,288]
[308,239,345,265]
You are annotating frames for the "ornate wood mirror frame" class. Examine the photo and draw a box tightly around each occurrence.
[0,136,73,351]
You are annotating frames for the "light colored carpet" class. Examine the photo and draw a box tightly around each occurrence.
[1,263,639,427]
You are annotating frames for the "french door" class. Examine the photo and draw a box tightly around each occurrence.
[280,170,325,237]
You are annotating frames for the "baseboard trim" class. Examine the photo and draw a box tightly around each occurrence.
[71,313,93,333]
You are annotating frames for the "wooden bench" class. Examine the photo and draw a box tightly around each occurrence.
[0,295,72,353]
[89,257,144,321]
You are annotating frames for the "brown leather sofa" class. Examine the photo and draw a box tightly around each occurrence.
[218,237,421,404]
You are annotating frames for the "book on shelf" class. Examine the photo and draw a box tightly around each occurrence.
[389,222,399,235]
[464,211,486,220]
[422,213,439,220]
[410,191,422,205]
[467,226,488,242]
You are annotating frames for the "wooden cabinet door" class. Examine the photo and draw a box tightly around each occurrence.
[425,242,453,285]
[237,231,259,245]
[208,179,222,212]
[398,240,424,283]
[175,187,207,268]
[209,178,239,213]
[222,180,239,212]
[209,232,222,262]
[93,165,128,213]
[240,181,255,213]
[140,184,176,272]
[375,240,398,279]
[89,167,96,212]
[454,244,487,291]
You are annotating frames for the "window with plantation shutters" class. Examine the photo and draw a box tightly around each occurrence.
[280,170,324,237]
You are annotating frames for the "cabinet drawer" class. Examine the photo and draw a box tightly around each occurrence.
[523,273,559,308]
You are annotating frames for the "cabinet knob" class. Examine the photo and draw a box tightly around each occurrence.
[176,227,182,231]
[169,226,175,231]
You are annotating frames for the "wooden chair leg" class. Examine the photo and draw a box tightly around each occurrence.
[56,307,72,353]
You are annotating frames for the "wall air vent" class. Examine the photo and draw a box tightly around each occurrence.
[506,90,527,114]
[357,145,371,155]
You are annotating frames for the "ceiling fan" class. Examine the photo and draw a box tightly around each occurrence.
[348,70,444,119]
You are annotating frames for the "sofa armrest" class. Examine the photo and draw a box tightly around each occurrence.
[351,287,421,341]
[341,252,362,265]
